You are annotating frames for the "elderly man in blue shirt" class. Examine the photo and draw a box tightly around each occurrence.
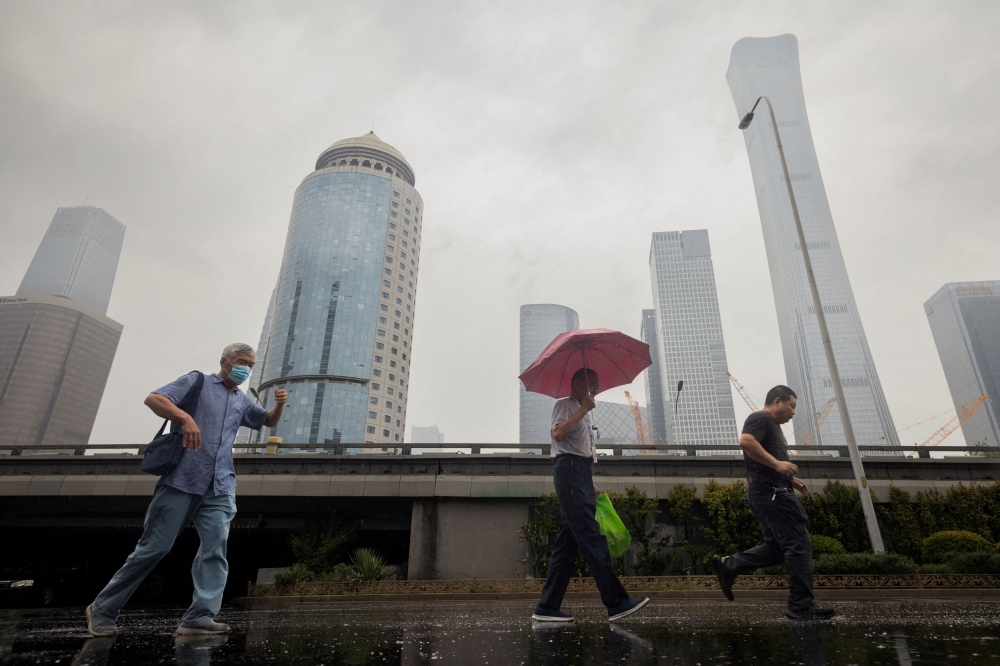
[86,343,287,637]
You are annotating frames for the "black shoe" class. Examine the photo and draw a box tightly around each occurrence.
[785,605,836,620]
[712,555,734,601]
[607,597,649,621]
[531,606,574,622]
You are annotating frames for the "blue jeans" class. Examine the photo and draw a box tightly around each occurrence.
[725,488,815,612]
[91,484,237,626]
[537,454,629,610]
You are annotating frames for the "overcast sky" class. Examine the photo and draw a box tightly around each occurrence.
[2,1,998,447]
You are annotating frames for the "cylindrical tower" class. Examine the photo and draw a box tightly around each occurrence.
[254,132,423,446]
[519,304,580,444]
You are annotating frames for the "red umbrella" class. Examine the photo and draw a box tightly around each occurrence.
[519,328,652,399]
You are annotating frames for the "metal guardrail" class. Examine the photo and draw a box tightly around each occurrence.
[2,443,999,459]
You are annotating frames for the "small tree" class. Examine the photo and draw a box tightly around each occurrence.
[800,481,872,553]
[668,484,705,569]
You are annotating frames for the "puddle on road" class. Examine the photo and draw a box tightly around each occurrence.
[1,599,999,665]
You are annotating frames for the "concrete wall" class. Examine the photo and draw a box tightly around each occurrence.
[409,498,529,580]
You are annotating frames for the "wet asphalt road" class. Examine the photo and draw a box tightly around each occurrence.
[1,599,999,665]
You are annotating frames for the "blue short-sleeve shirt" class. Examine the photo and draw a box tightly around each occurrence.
[153,371,267,496]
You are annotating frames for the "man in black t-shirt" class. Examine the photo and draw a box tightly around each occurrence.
[710,385,836,620]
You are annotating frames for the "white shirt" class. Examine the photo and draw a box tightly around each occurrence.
[550,397,596,461]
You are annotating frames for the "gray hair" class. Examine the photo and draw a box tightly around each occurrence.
[222,342,255,360]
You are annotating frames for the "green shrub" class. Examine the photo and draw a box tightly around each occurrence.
[934,552,1000,575]
[813,553,917,575]
[922,530,993,563]
[917,563,952,574]
[274,562,315,588]
[877,486,923,560]
[810,535,845,556]
[349,547,387,581]
[609,486,664,575]
[800,481,872,553]
[702,481,762,557]
[290,514,356,574]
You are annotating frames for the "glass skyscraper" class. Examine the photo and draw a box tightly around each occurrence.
[519,304,580,444]
[649,230,737,450]
[1,206,125,447]
[252,132,423,447]
[925,281,1000,448]
[17,206,125,316]
[727,34,899,450]
[640,308,667,444]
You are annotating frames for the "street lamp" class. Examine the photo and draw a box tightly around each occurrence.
[738,95,885,553]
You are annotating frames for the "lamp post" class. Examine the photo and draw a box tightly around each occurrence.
[738,96,885,553]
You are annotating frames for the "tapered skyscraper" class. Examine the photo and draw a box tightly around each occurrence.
[925,281,1000,448]
[649,230,737,450]
[1,206,124,447]
[727,34,899,449]
[17,206,125,316]
[252,133,423,446]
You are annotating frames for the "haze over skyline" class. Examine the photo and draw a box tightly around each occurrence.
[1,2,998,447]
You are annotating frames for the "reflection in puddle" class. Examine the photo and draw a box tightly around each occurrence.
[2,599,998,665]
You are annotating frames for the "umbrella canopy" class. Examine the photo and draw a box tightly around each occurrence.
[519,328,652,399]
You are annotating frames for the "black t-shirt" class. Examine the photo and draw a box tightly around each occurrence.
[742,411,793,497]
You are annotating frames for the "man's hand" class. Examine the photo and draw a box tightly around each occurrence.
[264,388,288,428]
[792,478,809,494]
[181,418,202,451]
[774,460,799,476]
[580,394,596,412]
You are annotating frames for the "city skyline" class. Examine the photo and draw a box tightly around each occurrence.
[648,230,738,451]
[727,34,899,451]
[1,6,996,447]
[250,132,423,446]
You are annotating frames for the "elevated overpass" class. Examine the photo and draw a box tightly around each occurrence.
[2,445,998,584]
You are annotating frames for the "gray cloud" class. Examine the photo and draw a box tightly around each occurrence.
[1,1,997,446]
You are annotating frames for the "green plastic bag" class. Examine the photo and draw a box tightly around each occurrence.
[595,492,631,558]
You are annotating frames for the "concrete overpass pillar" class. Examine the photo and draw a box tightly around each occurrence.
[407,498,529,580]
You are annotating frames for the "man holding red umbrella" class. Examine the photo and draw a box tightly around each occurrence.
[520,329,652,623]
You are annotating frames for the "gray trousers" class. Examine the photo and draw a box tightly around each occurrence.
[725,488,815,612]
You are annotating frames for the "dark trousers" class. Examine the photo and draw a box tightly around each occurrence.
[725,489,815,612]
[537,454,629,610]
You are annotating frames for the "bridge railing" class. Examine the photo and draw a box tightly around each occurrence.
[1,443,998,459]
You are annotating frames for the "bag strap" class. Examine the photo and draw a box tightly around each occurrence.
[176,371,205,415]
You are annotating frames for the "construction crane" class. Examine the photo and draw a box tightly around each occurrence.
[796,397,836,447]
[919,395,989,447]
[623,391,651,448]
[727,372,760,412]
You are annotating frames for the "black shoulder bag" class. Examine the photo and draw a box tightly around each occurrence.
[141,371,205,476]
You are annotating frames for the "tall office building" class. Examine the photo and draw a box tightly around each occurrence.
[519,304,580,444]
[252,132,423,446]
[727,34,899,450]
[649,230,737,450]
[17,207,125,316]
[411,424,444,444]
[640,309,667,443]
[1,207,124,447]
[925,281,1000,448]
